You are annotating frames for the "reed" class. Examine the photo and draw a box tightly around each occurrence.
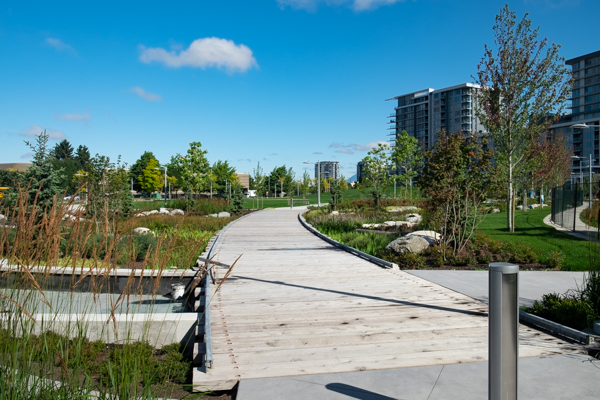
[0,186,229,398]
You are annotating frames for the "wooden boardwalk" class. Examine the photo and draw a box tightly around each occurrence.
[196,208,580,390]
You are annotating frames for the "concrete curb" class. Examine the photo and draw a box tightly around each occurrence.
[298,212,399,270]
[519,310,591,345]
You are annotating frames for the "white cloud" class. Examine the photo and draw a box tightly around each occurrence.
[336,148,354,154]
[276,0,404,11]
[129,87,162,102]
[313,151,323,155]
[328,141,387,152]
[139,37,258,73]
[46,38,76,53]
[21,125,65,140]
[54,112,91,122]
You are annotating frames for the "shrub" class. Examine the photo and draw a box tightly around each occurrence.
[545,250,565,269]
[397,252,426,269]
[117,233,158,263]
[525,293,596,331]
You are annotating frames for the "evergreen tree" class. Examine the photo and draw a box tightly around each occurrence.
[230,183,244,215]
[75,145,91,170]
[52,139,74,160]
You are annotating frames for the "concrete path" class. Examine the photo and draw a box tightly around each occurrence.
[237,353,599,400]
[195,208,582,392]
[544,202,599,242]
[405,270,587,307]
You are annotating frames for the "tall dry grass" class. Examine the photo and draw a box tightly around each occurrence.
[0,187,231,399]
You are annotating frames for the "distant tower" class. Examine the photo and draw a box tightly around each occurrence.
[315,161,340,180]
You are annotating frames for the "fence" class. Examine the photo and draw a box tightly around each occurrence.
[551,182,584,231]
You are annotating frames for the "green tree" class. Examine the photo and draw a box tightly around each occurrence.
[74,145,91,171]
[251,161,264,192]
[230,183,244,215]
[88,155,134,231]
[13,131,65,212]
[391,130,422,199]
[179,142,210,201]
[138,158,162,194]
[129,151,157,192]
[266,166,292,198]
[329,178,346,212]
[52,139,74,160]
[361,143,391,207]
[474,4,572,232]
[300,171,311,199]
[211,160,237,196]
[417,132,499,258]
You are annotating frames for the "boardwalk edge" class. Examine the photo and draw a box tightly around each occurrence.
[298,211,399,270]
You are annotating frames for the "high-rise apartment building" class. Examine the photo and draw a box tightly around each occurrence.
[387,83,485,152]
[550,50,600,180]
[315,161,340,180]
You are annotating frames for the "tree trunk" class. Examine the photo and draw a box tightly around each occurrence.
[523,186,528,213]
[507,163,514,232]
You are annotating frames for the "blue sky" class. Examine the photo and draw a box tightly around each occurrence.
[1,0,599,179]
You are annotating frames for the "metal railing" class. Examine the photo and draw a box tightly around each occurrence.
[551,182,584,231]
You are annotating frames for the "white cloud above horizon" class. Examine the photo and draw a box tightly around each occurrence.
[129,87,162,102]
[276,0,405,11]
[46,38,76,54]
[21,125,66,140]
[139,37,258,73]
[54,112,91,122]
[329,141,387,154]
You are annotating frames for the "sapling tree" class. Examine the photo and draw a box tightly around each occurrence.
[475,4,572,232]
[391,130,422,200]
[179,142,210,203]
[418,131,499,258]
[361,142,391,207]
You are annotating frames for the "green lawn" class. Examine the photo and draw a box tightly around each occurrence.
[242,187,420,209]
[477,207,600,271]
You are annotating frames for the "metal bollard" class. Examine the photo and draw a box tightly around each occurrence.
[489,262,519,400]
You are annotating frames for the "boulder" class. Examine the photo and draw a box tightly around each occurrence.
[218,211,231,218]
[331,211,340,215]
[0,214,5,221]
[170,209,184,216]
[528,204,540,209]
[132,227,155,236]
[387,206,419,213]
[516,205,523,210]
[208,213,218,218]
[386,235,430,254]
[492,208,501,213]
[383,221,397,227]
[405,214,422,224]
[147,210,159,215]
[362,223,382,229]
[406,230,441,245]
[159,207,170,214]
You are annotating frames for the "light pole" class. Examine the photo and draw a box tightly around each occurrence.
[303,160,320,206]
[571,123,600,210]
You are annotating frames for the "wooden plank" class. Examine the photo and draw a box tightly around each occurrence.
[193,208,582,391]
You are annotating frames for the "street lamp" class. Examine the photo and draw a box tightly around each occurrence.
[155,166,168,207]
[303,160,320,206]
